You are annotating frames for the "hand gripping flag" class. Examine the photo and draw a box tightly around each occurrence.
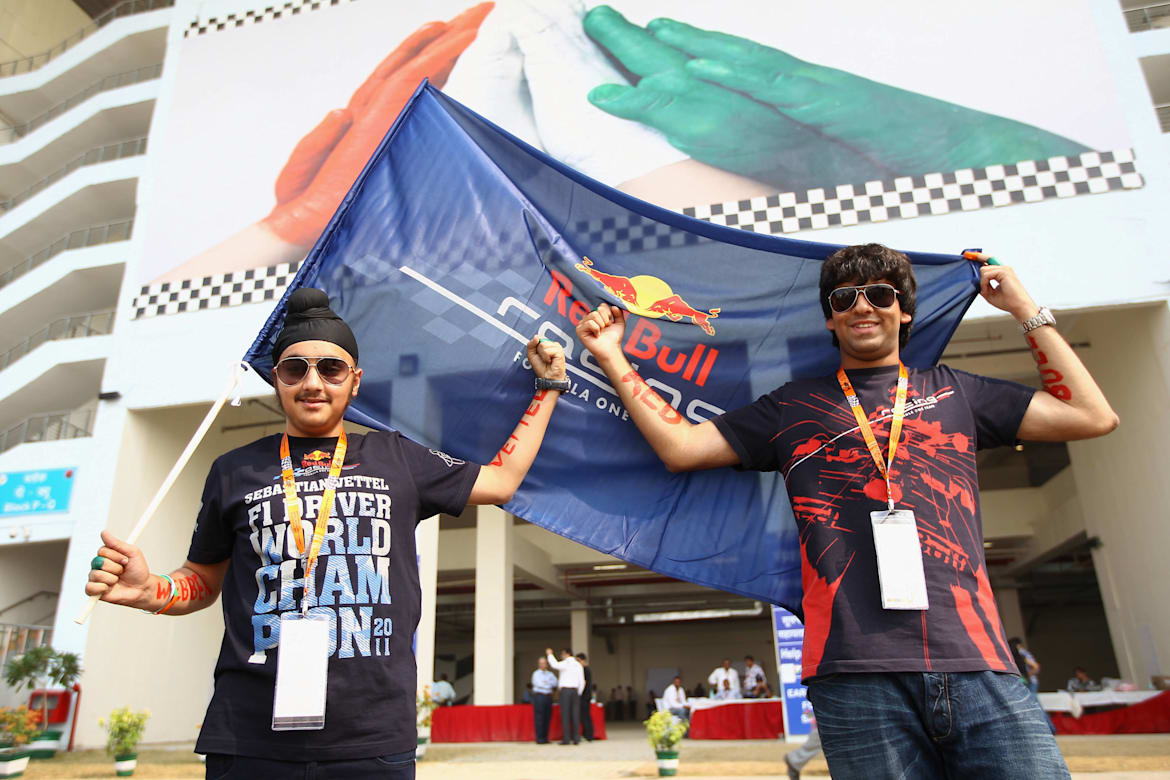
[245,82,980,615]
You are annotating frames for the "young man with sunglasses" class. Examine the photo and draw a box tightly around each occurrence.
[576,243,1117,779]
[85,288,568,779]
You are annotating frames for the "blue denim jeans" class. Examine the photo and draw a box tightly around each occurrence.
[806,671,1069,779]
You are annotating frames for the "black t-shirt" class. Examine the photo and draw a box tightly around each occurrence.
[188,431,479,761]
[713,365,1035,681]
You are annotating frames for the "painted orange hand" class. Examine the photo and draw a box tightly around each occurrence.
[263,2,495,247]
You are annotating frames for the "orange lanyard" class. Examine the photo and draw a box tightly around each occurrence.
[280,430,347,604]
[836,363,907,511]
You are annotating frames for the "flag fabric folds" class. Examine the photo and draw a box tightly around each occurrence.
[244,82,980,614]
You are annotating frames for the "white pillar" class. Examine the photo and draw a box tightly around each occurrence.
[1065,303,1170,686]
[415,515,440,696]
[474,506,514,704]
[571,600,591,658]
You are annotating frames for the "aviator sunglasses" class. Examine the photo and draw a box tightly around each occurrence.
[827,283,900,314]
[274,356,355,386]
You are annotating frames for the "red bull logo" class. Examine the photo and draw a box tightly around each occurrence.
[574,257,721,336]
[302,449,332,468]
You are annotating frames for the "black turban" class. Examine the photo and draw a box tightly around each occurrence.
[271,288,359,364]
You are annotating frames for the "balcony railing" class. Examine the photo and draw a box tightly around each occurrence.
[0,64,162,145]
[1124,2,1170,32]
[0,218,133,291]
[0,409,94,454]
[0,0,174,78]
[0,623,54,670]
[0,310,115,373]
[1158,104,1170,133]
[0,137,146,215]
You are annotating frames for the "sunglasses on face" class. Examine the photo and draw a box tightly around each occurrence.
[827,283,900,314]
[274,356,354,386]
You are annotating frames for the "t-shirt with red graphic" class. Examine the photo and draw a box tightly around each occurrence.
[713,364,1034,681]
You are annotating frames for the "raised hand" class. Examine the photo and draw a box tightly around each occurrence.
[576,302,628,363]
[85,530,151,607]
[527,336,567,381]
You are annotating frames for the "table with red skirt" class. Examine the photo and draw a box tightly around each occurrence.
[686,698,785,740]
[1039,690,1170,735]
[431,702,607,742]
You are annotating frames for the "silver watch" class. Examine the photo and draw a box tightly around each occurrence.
[1020,306,1056,334]
[535,377,570,392]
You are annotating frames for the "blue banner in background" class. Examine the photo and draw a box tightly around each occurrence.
[0,468,76,516]
[244,82,980,614]
[772,605,812,741]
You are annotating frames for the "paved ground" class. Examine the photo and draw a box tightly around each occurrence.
[416,721,1170,779]
[17,724,1170,777]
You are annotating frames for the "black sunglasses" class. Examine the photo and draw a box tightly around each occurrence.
[827,283,899,314]
[274,356,354,386]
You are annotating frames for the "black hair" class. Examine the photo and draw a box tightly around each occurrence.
[576,652,588,661]
[819,243,917,348]
[744,655,755,662]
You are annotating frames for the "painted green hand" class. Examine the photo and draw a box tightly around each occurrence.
[582,5,893,192]
[585,6,1090,191]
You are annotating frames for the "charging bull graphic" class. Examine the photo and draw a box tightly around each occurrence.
[575,257,721,336]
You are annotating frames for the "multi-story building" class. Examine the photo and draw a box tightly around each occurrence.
[0,0,1168,749]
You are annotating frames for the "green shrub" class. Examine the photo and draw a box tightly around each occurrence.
[99,707,149,757]
[644,710,686,751]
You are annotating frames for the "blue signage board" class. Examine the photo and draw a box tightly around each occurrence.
[0,468,76,516]
[771,605,813,742]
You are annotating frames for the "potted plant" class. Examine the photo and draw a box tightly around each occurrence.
[99,707,149,777]
[415,686,436,760]
[644,710,686,777]
[0,706,39,777]
[3,646,82,758]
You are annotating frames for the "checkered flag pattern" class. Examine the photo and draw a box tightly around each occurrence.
[184,0,354,37]
[573,214,705,255]
[131,262,301,318]
[684,149,1143,235]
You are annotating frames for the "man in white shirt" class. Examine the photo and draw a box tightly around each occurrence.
[743,655,767,699]
[531,657,559,744]
[663,675,690,723]
[708,658,741,698]
[546,647,585,745]
[431,673,456,707]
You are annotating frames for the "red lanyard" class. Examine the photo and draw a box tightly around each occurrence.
[836,363,907,511]
[280,430,347,594]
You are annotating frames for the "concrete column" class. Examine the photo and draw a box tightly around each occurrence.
[1065,303,1170,686]
[993,586,1026,643]
[474,506,514,704]
[415,514,440,696]
[571,600,591,658]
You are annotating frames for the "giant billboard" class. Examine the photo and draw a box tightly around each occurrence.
[134,0,1147,310]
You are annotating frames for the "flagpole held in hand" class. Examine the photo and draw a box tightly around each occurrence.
[74,362,252,625]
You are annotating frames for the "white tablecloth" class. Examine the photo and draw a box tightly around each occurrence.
[656,696,781,712]
[1037,690,1160,718]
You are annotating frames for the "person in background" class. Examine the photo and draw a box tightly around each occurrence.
[691,681,707,698]
[547,648,585,745]
[646,689,657,720]
[1067,667,1103,693]
[743,655,767,698]
[626,685,637,721]
[708,658,741,698]
[663,676,690,724]
[1009,637,1042,693]
[785,723,823,780]
[576,653,595,742]
[431,673,456,707]
[610,686,624,721]
[532,656,558,745]
[522,682,534,704]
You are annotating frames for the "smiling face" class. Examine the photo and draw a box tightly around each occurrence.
[273,339,361,438]
[826,278,913,369]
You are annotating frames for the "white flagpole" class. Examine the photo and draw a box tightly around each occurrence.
[75,362,251,625]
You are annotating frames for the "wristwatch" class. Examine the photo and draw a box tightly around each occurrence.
[535,376,571,392]
[1020,306,1056,334]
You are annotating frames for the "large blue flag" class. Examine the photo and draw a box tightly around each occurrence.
[244,82,980,614]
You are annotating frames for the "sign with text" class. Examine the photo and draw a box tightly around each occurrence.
[0,468,75,516]
[772,605,812,742]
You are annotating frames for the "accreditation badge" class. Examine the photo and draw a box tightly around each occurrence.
[272,611,330,730]
[870,509,929,611]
